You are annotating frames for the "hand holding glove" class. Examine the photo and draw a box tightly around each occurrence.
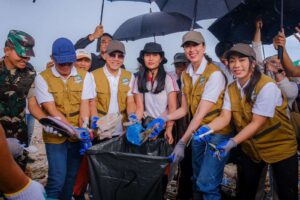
[193,125,213,143]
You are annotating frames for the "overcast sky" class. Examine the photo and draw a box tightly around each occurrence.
[1,0,299,72]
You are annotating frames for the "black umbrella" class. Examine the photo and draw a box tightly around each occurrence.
[208,0,300,44]
[155,0,244,29]
[96,0,154,52]
[113,12,201,41]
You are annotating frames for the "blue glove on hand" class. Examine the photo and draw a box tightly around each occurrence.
[128,113,140,124]
[75,128,93,155]
[215,138,237,158]
[193,125,213,143]
[168,139,186,163]
[126,123,145,146]
[146,117,166,139]
[91,116,100,130]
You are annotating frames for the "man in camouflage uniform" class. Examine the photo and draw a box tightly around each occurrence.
[0,30,40,170]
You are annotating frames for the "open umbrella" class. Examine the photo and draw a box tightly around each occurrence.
[155,0,244,29]
[208,0,300,44]
[113,12,201,41]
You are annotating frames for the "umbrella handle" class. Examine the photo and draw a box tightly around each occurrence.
[278,46,283,64]
[100,0,105,25]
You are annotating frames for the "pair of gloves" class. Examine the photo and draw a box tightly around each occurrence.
[170,125,237,163]
[126,114,167,146]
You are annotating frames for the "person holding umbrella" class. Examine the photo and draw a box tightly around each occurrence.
[194,43,297,200]
[75,25,113,72]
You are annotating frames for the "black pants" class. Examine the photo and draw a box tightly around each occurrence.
[236,151,298,200]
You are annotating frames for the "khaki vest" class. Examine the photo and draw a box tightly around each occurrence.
[92,68,132,120]
[182,62,232,134]
[40,68,86,144]
[228,74,297,163]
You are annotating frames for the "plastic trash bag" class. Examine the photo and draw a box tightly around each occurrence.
[87,136,173,200]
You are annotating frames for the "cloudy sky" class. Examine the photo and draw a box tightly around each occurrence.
[1,0,299,72]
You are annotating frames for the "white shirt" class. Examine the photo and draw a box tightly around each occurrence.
[35,66,95,104]
[182,60,226,103]
[213,61,235,84]
[223,81,283,118]
[91,65,134,136]
[133,73,179,118]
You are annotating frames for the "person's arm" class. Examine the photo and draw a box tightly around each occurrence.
[0,125,28,193]
[207,109,232,132]
[74,25,104,50]
[90,98,98,117]
[134,94,144,120]
[232,114,267,144]
[252,18,264,72]
[277,77,298,107]
[181,99,216,144]
[273,31,300,76]
[165,91,177,144]
[28,96,46,120]
[41,102,70,125]
[165,93,188,120]
[79,100,89,127]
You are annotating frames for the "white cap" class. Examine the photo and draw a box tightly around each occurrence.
[76,49,91,60]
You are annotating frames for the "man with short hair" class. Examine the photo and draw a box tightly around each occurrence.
[0,30,46,170]
[35,37,94,200]
[172,52,189,89]
[75,25,113,71]
[91,40,135,136]
[75,49,92,71]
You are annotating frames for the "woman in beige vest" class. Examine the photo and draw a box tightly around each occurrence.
[196,43,297,200]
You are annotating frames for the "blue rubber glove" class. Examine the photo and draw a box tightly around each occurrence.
[193,125,213,142]
[126,123,145,146]
[91,116,100,130]
[128,113,140,124]
[146,117,166,139]
[168,139,186,163]
[75,128,93,155]
[215,138,237,158]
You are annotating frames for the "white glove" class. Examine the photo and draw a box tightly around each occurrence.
[6,138,24,158]
[43,126,62,137]
[5,179,46,200]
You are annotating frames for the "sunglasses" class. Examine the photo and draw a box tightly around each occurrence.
[109,52,124,59]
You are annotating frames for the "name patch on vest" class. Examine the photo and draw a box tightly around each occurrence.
[122,78,129,85]
[199,77,206,85]
[74,74,83,83]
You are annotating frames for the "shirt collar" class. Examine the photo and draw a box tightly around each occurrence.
[103,65,121,78]
[51,66,77,78]
[186,59,208,76]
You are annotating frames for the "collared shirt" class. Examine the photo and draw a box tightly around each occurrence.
[91,65,134,136]
[223,80,283,118]
[35,66,95,104]
[181,59,226,104]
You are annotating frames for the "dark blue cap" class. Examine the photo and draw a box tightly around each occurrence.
[52,38,76,64]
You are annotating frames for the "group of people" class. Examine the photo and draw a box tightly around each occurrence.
[0,20,300,200]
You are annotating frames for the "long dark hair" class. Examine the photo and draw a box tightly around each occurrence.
[137,57,166,94]
[243,56,262,104]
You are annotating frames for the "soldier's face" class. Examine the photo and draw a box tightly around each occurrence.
[4,47,30,69]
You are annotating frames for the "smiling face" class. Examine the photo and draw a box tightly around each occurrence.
[228,54,255,84]
[183,42,205,65]
[75,57,91,71]
[100,35,112,54]
[143,53,162,70]
[105,51,124,72]
[4,47,30,69]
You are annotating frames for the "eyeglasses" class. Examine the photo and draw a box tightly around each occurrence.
[109,52,124,59]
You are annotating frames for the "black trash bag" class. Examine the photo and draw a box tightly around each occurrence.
[87,136,173,200]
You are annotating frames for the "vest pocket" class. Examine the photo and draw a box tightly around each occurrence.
[69,87,82,105]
